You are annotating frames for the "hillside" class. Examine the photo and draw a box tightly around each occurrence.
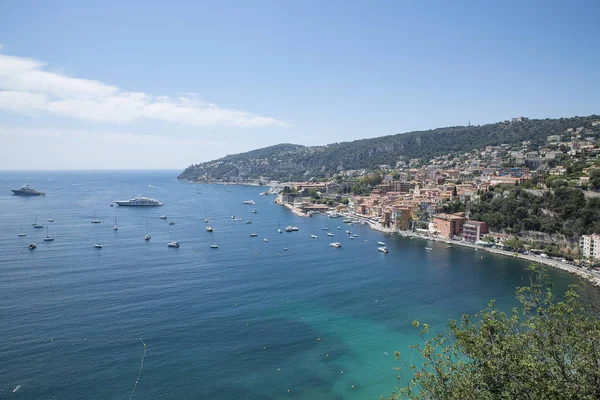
[178,115,599,182]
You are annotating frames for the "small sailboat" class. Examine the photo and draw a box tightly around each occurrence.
[18,227,26,237]
[144,219,151,241]
[94,233,103,249]
[113,215,118,231]
[91,211,101,224]
[168,241,180,248]
[44,226,55,241]
[48,214,54,222]
[33,214,43,229]
[278,221,282,233]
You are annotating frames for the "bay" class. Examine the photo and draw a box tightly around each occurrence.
[0,171,581,399]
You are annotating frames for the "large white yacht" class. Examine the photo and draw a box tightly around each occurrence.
[115,196,163,206]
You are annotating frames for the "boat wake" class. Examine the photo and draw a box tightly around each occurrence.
[12,384,21,393]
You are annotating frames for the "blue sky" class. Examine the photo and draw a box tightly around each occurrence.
[0,0,598,169]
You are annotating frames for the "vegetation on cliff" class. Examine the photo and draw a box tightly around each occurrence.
[178,115,599,182]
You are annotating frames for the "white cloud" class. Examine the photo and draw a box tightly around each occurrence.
[0,50,288,128]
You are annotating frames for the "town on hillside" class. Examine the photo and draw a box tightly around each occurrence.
[272,118,600,267]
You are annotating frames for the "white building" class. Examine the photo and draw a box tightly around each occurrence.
[580,234,600,260]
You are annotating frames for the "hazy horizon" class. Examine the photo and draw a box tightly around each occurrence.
[1,0,599,170]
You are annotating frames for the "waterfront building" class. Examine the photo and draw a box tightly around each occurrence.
[580,234,600,261]
[463,221,488,242]
[432,213,466,239]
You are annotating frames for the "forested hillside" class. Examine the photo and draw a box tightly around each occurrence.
[178,115,598,181]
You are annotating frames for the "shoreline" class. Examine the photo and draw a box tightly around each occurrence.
[278,205,600,287]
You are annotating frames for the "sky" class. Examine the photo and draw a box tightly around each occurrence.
[0,0,598,170]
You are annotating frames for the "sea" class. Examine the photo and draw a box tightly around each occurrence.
[0,170,583,399]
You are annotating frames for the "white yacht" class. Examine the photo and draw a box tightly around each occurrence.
[329,242,342,248]
[115,196,163,206]
[168,241,180,248]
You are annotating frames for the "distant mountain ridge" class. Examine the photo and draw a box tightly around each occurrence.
[178,115,599,182]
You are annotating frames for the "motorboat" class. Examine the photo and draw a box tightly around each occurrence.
[329,242,342,248]
[160,215,167,220]
[377,241,386,246]
[169,222,175,225]
[378,246,389,253]
[242,200,256,205]
[115,196,163,206]
[210,244,219,249]
[28,242,36,250]
[322,227,329,230]
[250,233,258,237]
[327,232,334,237]
[285,226,293,232]
[246,221,252,224]
[206,226,213,232]
[311,234,318,239]
[168,241,180,248]
[264,238,269,242]
[291,226,299,231]
[12,184,45,196]
[252,210,258,214]
[425,247,433,251]
[345,230,351,234]
[144,235,151,241]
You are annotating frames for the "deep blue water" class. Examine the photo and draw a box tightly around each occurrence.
[0,171,581,399]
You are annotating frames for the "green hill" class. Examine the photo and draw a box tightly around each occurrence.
[178,115,599,182]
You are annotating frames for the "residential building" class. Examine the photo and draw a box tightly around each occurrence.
[580,234,600,260]
[432,213,466,239]
[463,221,488,242]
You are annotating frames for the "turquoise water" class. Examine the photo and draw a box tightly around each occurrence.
[0,171,581,399]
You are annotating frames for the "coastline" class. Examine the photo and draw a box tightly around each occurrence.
[277,204,600,287]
